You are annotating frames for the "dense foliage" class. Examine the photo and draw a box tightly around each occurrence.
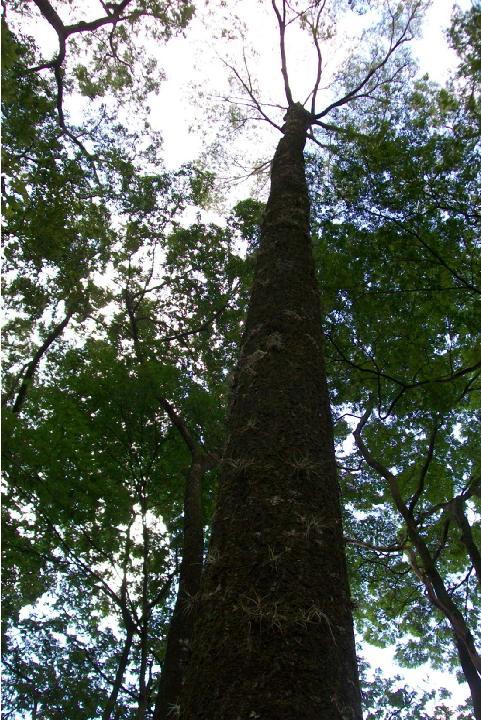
[2,1,480,718]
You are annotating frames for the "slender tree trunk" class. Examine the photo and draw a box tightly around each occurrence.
[354,414,481,719]
[125,293,211,718]
[181,103,362,720]
[137,644,149,720]
[457,638,481,720]
[153,458,205,720]
[406,525,481,719]
[103,626,135,720]
[137,503,151,720]
[104,522,136,720]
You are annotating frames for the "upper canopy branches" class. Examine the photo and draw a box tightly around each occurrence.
[17,0,194,154]
[237,0,425,141]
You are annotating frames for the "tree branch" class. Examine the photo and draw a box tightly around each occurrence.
[272,0,293,106]
[314,2,420,120]
[29,0,135,165]
[354,409,481,688]
[9,309,74,414]
[326,330,481,395]
[408,422,440,514]
[221,58,282,131]
[345,537,403,555]
[309,0,327,115]
[450,498,481,589]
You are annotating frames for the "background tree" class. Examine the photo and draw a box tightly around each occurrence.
[307,4,481,715]
[1,29,251,706]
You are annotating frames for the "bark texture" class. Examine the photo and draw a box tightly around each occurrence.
[181,103,362,720]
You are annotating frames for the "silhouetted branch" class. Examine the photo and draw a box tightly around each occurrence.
[272,0,293,106]
[221,58,282,131]
[314,1,421,119]
[29,0,135,163]
[408,422,440,514]
[354,409,481,690]
[309,0,327,114]
[326,330,481,394]
[9,309,74,414]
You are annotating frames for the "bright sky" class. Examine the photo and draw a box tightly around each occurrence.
[151,0,469,173]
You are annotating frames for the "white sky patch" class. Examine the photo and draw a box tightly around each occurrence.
[364,642,470,707]
[411,0,467,83]
[130,504,169,541]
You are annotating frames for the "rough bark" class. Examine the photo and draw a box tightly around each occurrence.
[180,103,362,720]
[153,458,205,720]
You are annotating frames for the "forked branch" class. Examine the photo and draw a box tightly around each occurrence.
[313,1,422,120]
[30,0,136,156]
[272,0,294,106]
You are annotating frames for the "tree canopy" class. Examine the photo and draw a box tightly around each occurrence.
[2,0,480,718]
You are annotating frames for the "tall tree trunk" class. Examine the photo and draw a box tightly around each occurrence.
[153,458,205,720]
[181,103,362,720]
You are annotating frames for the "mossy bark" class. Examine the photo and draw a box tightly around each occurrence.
[181,103,362,720]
